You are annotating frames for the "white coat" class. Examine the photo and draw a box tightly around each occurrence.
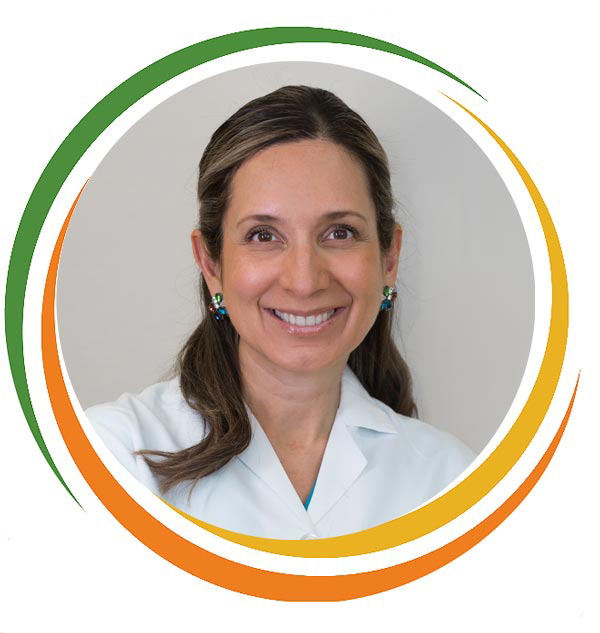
[86,367,475,539]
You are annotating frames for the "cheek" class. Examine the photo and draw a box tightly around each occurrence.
[337,253,385,299]
[224,257,275,301]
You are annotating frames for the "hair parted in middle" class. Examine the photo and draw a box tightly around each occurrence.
[138,85,416,492]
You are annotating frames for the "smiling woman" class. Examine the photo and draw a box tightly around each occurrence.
[85,85,475,539]
[203,139,399,377]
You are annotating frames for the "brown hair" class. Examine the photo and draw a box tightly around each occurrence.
[140,85,416,492]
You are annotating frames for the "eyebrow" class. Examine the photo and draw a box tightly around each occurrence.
[236,210,367,227]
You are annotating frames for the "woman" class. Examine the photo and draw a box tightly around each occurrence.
[87,85,475,539]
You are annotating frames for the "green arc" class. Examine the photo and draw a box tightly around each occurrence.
[4,27,483,502]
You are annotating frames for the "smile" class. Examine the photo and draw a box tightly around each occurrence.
[272,309,336,326]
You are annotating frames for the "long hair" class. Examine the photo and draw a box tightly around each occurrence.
[139,85,416,492]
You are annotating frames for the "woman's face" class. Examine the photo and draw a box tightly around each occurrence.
[194,139,401,377]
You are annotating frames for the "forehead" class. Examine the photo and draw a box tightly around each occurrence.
[226,139,375,224]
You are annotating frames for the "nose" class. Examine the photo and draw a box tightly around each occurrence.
[278,242,330,297]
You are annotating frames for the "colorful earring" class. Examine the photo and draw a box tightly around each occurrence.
[380,285,398,311]
[208,292,229,320]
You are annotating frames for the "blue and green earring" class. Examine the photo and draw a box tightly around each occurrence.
[380,285,398,311]
[208,292,229,321]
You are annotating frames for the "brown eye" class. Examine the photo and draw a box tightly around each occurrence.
[249,229,274,242]
[325,225,356,241]
[332,228,349,240]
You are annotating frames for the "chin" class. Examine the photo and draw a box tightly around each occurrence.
[270,350,345,375]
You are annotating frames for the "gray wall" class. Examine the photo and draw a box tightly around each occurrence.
[56,62,534,453]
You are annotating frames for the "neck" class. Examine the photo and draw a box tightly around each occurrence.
[239,343,347,449]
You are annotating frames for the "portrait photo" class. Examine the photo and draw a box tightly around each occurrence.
[56,61,535,540]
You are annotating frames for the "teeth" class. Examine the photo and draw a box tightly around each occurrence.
[274,309,335,326]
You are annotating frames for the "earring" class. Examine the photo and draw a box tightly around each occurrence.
[208,292,229,320]
[380,285,398,311]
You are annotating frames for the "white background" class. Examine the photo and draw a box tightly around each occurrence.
[1,2,598,631]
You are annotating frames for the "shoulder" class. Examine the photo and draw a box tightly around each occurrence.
[340,368,476,473]
[85,379,205,475]
[388,411,476,467]
[355,397,476,496]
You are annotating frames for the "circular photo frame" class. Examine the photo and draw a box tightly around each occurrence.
[6,28,573,601]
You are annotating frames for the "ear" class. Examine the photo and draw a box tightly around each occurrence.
[383,224,403,285]
[191,229,221,295]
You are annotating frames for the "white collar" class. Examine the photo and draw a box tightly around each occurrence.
[235,366,398,527]
[336,366,399,434]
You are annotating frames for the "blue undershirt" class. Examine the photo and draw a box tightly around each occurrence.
[303,480,317,509]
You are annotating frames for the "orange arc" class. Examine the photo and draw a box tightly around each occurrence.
[43,187,578,600]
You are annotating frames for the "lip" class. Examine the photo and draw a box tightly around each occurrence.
[267,307,340,317]
[264,306,346,335]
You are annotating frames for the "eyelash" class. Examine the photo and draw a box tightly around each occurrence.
[325,223,359,241]
[246,226,278,243]
[245,224,359,243]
